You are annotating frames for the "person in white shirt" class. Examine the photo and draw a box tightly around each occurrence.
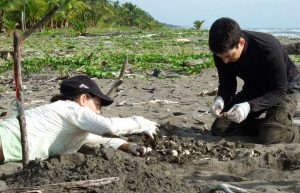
[0,75,159,163]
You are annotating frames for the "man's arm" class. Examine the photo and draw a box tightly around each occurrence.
[248,43,287,112]
[215,55,237,105]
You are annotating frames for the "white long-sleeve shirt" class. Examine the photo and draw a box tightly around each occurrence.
[0,100,146,162]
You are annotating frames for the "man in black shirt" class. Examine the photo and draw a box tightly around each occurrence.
[208,17,299,144]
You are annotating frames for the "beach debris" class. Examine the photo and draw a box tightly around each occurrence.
[183,58,207,66]
[145,94,155,105]
[116,100,127,106]
[192,157,211,164]
[197,88,218,96]
[3,177,120,192]
[142,87,156,93]
[191,126,209,135]
[31,86,40,91]
[41,75,69,84]
[0,50,13,60]
[0,111,7,117]
[152,68,161,77]
[176,38,191,42]
[283,42,300,55]
[192,113,209,124]
[24,100,45,106]
[202,183,249,193]
[173,112,186,116]
[142,34,158,38]
[131,99,179,106]
[103,41,113,46]
[292,117,300,126]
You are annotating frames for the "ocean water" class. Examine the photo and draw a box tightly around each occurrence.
[250,28,300,39]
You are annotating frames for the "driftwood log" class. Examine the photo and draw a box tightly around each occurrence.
[2,177,119,193]
[202,183,249,193]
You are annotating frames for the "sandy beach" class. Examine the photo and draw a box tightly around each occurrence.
[0,64,299,192]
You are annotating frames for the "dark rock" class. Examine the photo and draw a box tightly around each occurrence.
[283,42,300,55]
[173,112,185,116]
[152,68,161,77]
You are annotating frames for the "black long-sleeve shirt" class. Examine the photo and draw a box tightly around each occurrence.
[215,30,298,112]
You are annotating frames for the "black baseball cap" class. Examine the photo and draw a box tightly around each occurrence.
[60,75,114,106]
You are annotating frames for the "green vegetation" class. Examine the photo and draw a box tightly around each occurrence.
[193,20,204,30]
[0,0,163,34]
[0,1,213,78]
[290,55,300,64]
[0,28,213,78]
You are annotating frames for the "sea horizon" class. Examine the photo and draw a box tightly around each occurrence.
[176,25,300,39]
[248,28,300,39]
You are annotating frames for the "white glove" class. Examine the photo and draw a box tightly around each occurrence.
[128,144,152,156]
[210,96,224,118]
[226,102,250,123]
[133,116,159,140]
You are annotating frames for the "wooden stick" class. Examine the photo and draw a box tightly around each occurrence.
[118,55,128,79]
[106,56,127,97]
[145,94,155,105]
[11,6,59,167]
[202,183,249,193]
[41,75,69,84]
[2,177,119,193]
[13,31,29,167]
[106,79,123,97]
[22,5,59,41]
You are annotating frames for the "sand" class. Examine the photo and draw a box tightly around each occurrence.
[0,67,299,193]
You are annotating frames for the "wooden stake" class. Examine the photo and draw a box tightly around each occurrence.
[11,5,60,167]
[13,31,29,167]
[106,56,128,97]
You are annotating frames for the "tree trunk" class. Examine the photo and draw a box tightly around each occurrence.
[0,11,6,33]
[21,11,26,31]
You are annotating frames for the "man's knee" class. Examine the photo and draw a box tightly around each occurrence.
[211,118,237,136]
[259,122,299,144]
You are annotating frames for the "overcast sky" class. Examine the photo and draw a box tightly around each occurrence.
[116,0,300,29]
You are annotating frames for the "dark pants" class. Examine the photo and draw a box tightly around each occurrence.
[211,78,300,144]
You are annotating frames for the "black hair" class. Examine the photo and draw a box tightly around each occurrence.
[208,17,242,54]
[50,92,95,103]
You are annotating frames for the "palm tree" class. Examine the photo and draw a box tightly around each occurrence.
[24,0,48,27]
[84,0,113,26]
[121,2,138,27]
[46,0,61,28]
[0,0,21,33]
[193,20,204,30]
